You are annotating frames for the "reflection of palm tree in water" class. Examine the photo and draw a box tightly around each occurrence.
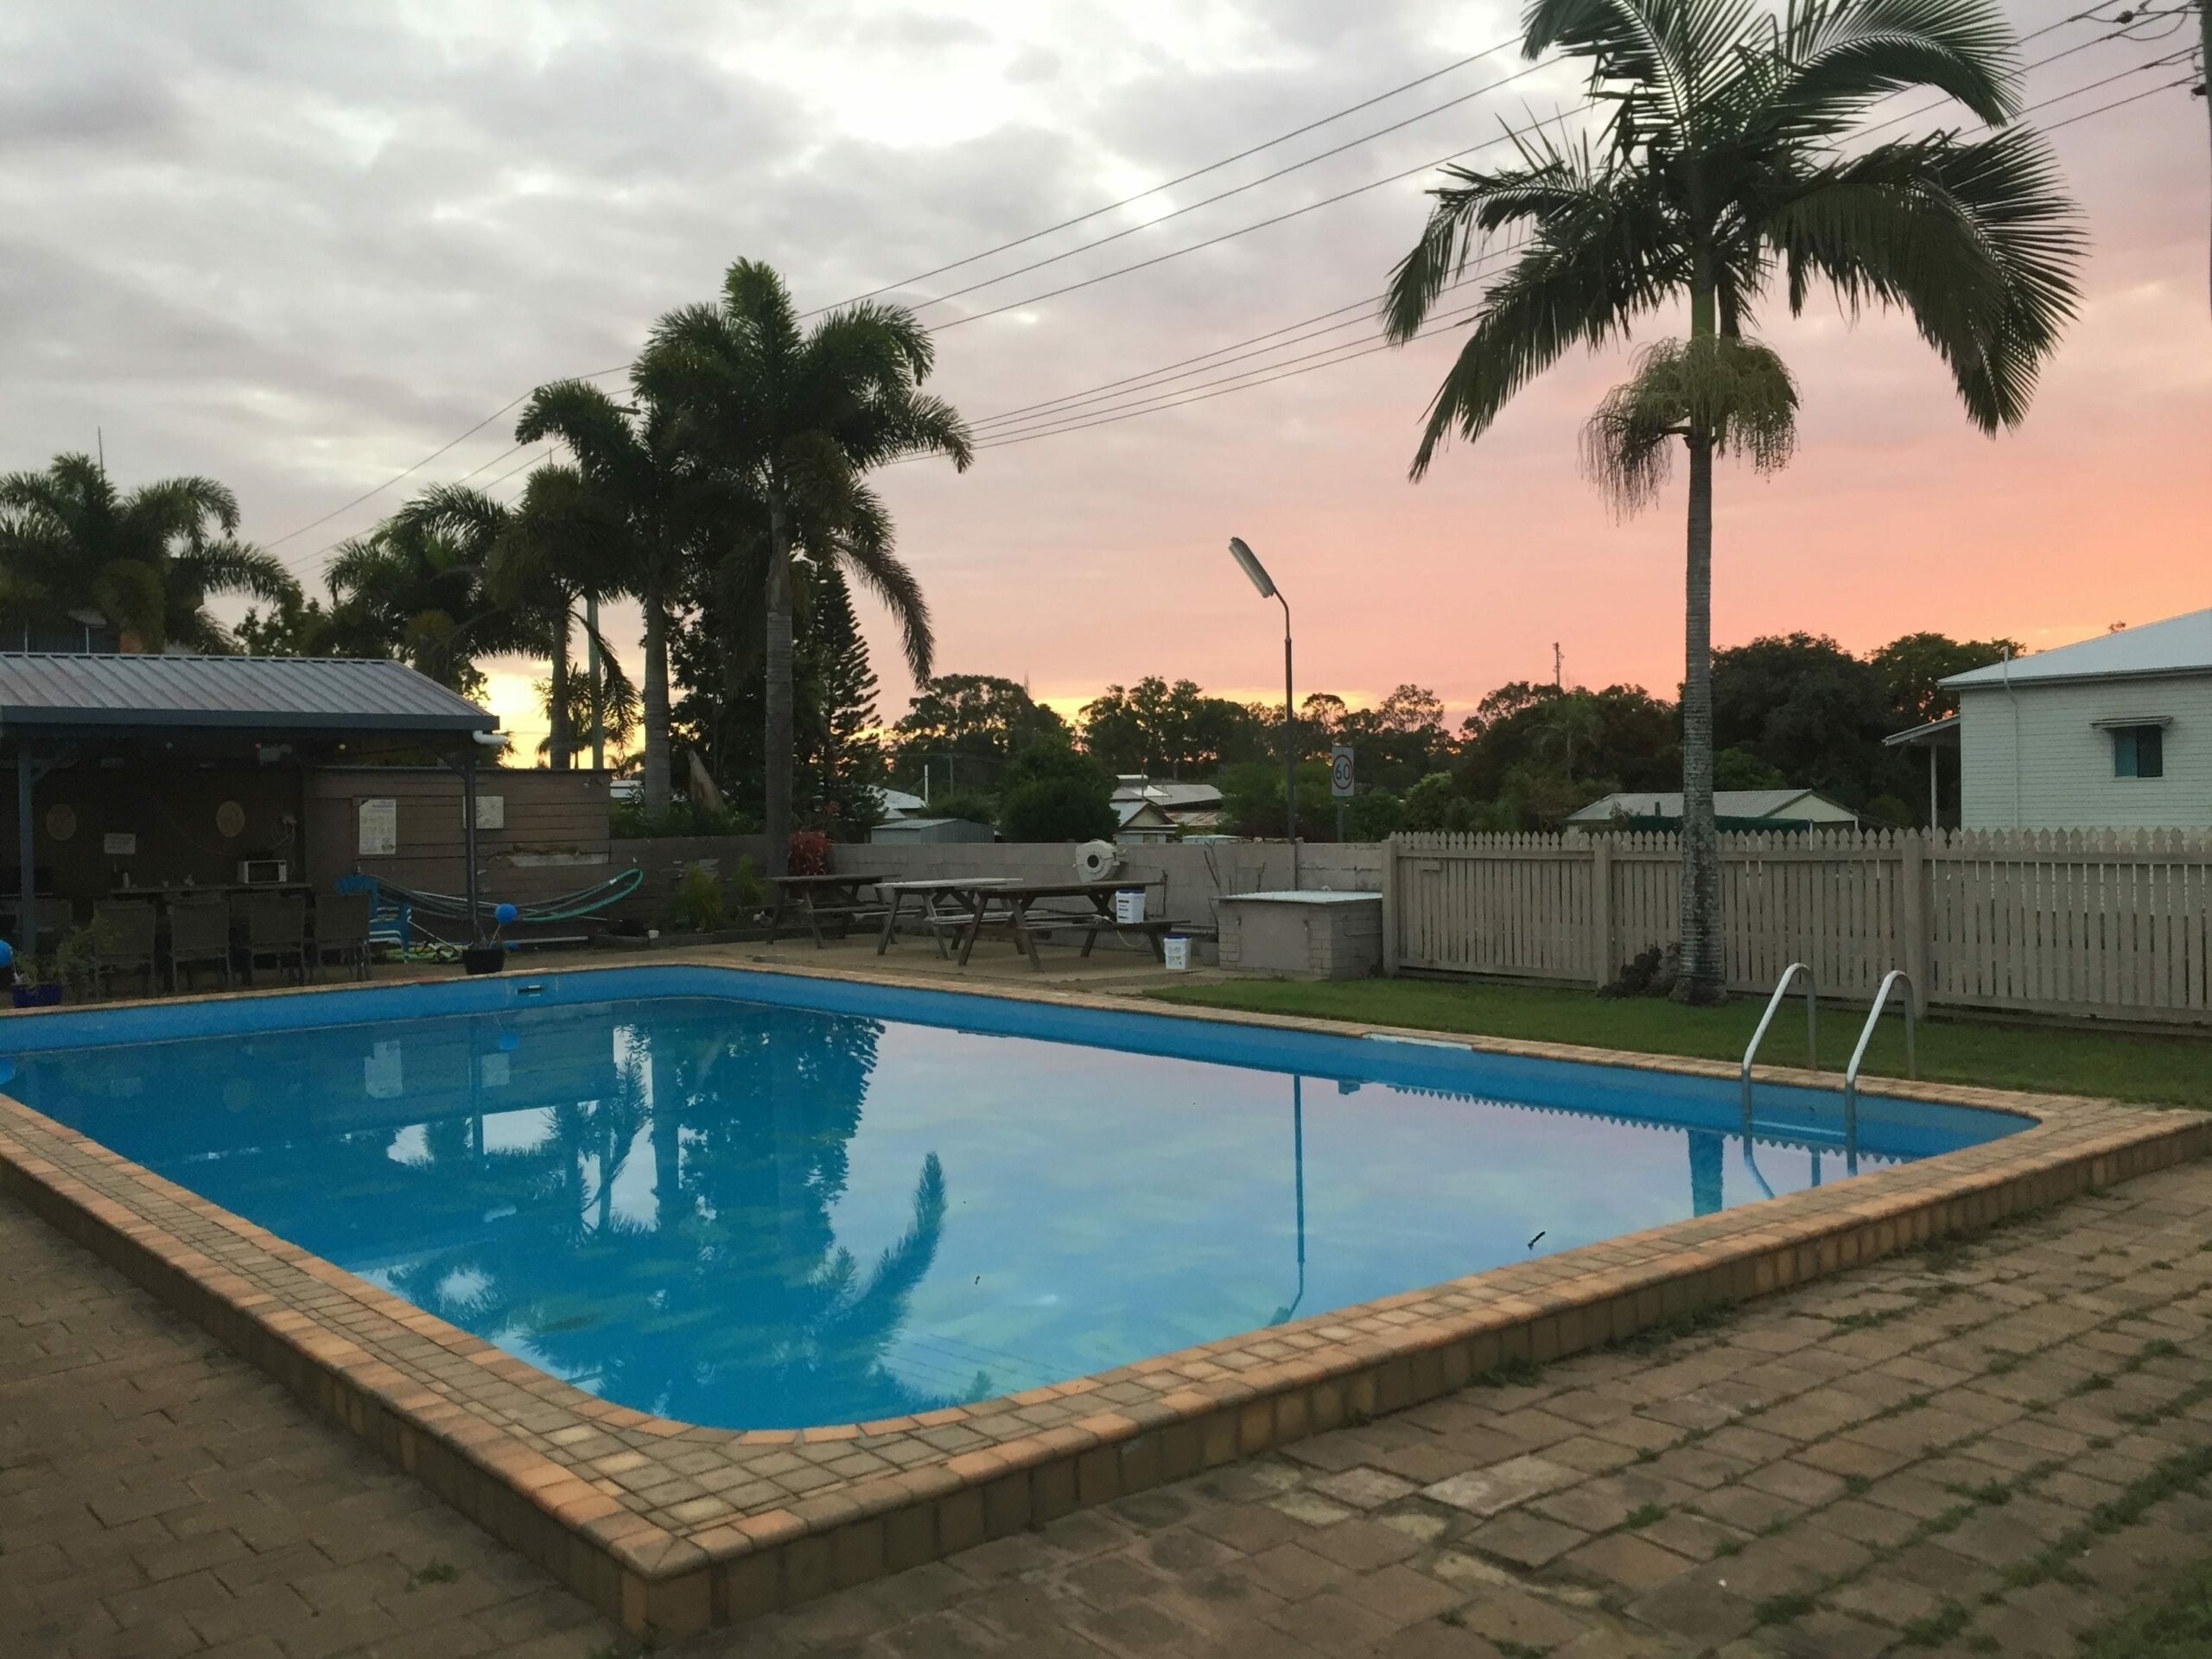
[389,1004,960,1427]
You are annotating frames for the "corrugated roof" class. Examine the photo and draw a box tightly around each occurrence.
[1944,608,2212,689]
[0,653,496,734]
[1567,789,1854,822]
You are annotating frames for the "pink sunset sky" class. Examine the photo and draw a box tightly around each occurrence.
[3,0,2204,756]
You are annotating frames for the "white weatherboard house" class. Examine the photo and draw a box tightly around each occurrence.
[1891,608,2211,830]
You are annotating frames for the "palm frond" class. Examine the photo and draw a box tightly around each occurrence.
[1757,0,2018,140]
[1405,197,1679,476]
[1580,335,1798,514]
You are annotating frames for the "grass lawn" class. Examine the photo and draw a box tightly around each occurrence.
[1147,976,2212,1110]
[2080,1554,2212,1658]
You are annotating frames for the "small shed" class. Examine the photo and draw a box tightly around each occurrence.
[0,653,502,951]
[1566,788,1859,831]
[1113,798,1178,844]
[868,816,995,845]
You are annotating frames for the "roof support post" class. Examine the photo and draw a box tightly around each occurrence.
[462,749,483,944]
[16,753,35,961]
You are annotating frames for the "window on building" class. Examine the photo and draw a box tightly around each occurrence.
[2112,725,2164,779]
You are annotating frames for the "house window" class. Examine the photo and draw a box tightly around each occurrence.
[2112,725,2164,779]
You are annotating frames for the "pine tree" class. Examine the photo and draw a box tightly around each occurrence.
[797,563,885,836]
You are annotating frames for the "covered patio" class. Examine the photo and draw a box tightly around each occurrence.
[0,653,504,958]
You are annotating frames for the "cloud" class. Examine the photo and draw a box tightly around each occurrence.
[0,0,2199,738]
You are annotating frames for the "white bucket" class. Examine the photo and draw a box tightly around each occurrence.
[1114,887,1147,924]
[1162,934,1191,971]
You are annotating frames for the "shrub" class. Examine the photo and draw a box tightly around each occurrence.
[787,830,832,876]
[612,798,759,839]
[52,924,100,1002]
[1341,788,1404,841]
[1001,775,1117,843]
[664,862,726,934]
[728,854,766,915]
[922,790,998,829]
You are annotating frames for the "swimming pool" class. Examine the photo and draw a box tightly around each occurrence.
[0,966,2024,1430]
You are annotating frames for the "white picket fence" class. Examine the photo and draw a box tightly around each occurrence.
[1384,828,2212,1025]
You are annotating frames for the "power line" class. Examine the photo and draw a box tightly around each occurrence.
[899,57,1556,315]
[1854,10,2194,139]
[2038,70,2202,130]
[970,245,1519,437]
[259,5,2150,557]
[801,38,1524,315]
[930,107,1587,334]
[951,54,2194,460]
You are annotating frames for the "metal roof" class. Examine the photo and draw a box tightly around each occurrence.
[1944,608,2212,690]
[0,653,497,734]
[1566,788,1856,822]
[1883,714,1961,748]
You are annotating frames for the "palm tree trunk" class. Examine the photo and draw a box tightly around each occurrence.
[1674,426,1725,1005]
[642,581,672,813]
[547,606,573,770]
[763,499,795,879]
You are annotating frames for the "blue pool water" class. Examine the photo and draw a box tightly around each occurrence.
[1,968,2024,1429]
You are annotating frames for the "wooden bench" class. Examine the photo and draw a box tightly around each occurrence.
[1027,914,1213,963]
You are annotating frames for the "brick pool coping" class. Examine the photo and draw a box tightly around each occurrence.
[0,959,2204,1641]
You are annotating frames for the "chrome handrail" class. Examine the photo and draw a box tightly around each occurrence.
[1739,962,1818,1122]
[1842,969,1918,1143]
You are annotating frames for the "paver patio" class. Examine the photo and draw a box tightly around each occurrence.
[4,1147,2209,1657]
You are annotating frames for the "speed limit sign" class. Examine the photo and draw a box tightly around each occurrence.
[1330,745,1355,798]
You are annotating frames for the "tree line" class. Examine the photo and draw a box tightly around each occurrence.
[0,261,971,874]
[874,627,2014,840]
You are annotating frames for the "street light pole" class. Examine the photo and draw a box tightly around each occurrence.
[1229,537,1298,888]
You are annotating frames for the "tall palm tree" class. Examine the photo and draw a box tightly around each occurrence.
[637,260,972,874]
[324,498,525,696]
[397,478,628,768]
[514,383,706,809]
[0,452,301,652]
[1383,0,2080,1003]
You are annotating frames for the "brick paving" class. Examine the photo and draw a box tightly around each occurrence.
[6,1161,2211,1657]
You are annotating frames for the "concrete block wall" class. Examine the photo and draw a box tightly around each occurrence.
[828,840,1385,938]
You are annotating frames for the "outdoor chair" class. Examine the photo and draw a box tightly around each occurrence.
[311,892,373,982]
[239,893,308,985]
[91,902,159,998]
[167,895,234,992]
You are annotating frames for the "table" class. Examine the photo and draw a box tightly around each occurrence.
[880,877,1169,970]
[873,878,1020,959]
[764,873,893,947]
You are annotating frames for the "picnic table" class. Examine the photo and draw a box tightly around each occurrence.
[765,872,893,947]
[873,877,1019,959]
[877,876,1177,970]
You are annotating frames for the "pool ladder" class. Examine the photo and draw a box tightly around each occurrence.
[1738,963,1816,1199]
[1740,964,1919,1174]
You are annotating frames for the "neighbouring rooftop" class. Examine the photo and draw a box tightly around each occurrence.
[1943,607,2212,689]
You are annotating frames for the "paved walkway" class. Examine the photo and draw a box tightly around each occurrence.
[4,1162,2209,1659]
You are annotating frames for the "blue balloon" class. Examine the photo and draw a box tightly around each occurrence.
[0,940,14,969]
[498,1031,519,1052]
[493,902,518,925]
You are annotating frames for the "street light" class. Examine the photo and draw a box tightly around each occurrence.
[1228,536,1298,888]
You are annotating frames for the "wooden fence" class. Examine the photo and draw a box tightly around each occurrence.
[1385,829,2212,1025]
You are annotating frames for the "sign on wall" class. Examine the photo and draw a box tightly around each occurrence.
[103,832,137,855]
[358,798,397,857]
[473,794,505,831]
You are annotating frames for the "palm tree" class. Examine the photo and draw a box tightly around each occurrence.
[0,452,301,652]
[514,382,706,809]
[324,499,525,696]
[637,260,972,874]
[397,478,628,768]
[1383,0,2080,1003]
